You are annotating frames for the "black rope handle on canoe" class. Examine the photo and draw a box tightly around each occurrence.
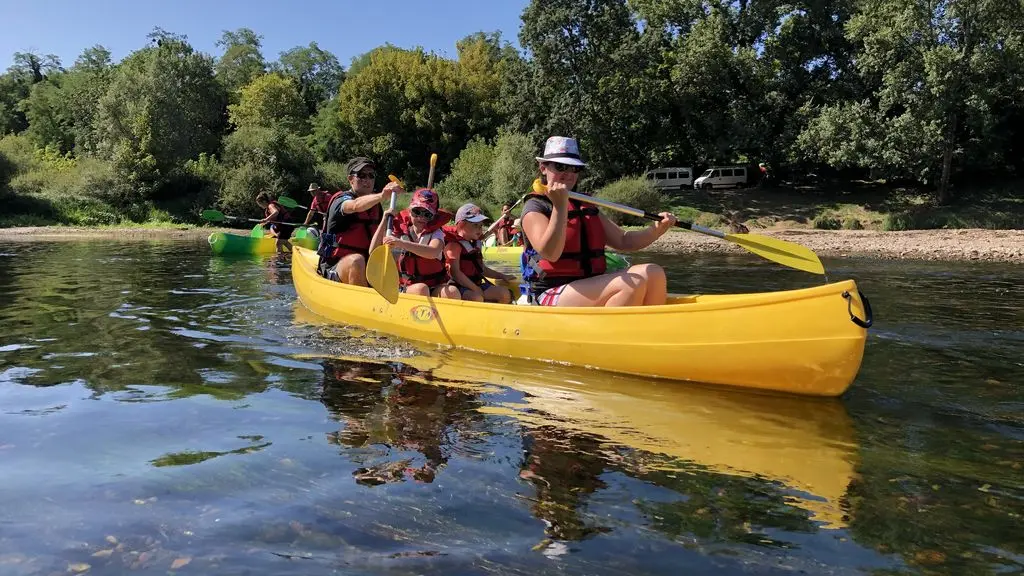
[843,290,873,329]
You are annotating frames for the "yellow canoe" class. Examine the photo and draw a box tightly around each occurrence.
[291,246,871,396]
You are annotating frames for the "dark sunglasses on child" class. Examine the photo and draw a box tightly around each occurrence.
[411,208,434,218]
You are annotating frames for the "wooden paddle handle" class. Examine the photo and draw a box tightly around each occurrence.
[426,153,438,189]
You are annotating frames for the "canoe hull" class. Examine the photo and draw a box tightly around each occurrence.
[292,246,869,396]
[208,232,317,255]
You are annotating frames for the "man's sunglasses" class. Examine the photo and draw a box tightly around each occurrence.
[546,163,582,174]
[411,208,434,218]
[351,171,376,180]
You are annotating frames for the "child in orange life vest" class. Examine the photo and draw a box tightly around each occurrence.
[369,187,452,297]
[442,203,513,303]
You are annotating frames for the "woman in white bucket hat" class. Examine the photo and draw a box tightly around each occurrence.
[517,136,677,307]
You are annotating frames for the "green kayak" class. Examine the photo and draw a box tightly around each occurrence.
[208,231,318,255]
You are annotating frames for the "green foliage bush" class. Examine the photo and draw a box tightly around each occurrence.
[595,177,662,226]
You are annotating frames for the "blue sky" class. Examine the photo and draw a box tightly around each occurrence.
[0,0,530,69]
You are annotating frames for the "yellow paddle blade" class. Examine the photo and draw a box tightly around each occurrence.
[366,245,400,304]
[726,232,825,275]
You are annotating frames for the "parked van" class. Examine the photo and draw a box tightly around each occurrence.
[645,167,694,190]
[693,166,750,189]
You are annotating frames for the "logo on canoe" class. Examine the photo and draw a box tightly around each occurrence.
[409,305,435,323]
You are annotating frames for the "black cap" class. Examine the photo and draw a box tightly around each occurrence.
[345,157,376,175]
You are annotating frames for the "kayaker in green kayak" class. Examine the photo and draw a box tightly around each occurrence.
[255,191,296,251]
[519,136,677,308]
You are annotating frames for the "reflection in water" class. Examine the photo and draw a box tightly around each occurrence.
[397,347,859,531]
[518,426,612,542]
[318,357,485,485]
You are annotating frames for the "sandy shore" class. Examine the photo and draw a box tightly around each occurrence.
[646,228,1024,263]
[0,226,231,242]
[0,225,1021,263]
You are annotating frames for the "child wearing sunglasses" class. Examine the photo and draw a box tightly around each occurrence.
[518,136,678,307]
[369,188,453,297]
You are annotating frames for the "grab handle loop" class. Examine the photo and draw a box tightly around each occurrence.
[842,290,873,329]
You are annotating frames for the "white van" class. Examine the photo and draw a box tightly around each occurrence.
[645,167,693,191]
[693,166,749,189]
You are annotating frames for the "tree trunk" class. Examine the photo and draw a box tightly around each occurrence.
[938,114,955,205]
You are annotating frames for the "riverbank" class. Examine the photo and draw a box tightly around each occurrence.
[648,228,1024,263]
[0,225,1021,263]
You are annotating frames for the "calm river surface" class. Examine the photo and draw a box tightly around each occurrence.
[0,238,1020,575]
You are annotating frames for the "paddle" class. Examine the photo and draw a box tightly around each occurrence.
[200,209,304,227]
[365,173,409,304]
[529,179,824,275]
[277,196,325,214]
[483,194,526,241]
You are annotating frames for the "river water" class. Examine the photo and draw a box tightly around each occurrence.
[0,238,1020,575]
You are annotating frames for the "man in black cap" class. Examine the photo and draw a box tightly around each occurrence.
[317,157,404,285]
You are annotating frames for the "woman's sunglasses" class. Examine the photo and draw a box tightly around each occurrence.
[351,171,376,180]
[546,162,582,174]
[411,208,434,218]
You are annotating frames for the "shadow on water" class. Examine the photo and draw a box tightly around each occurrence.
[0,239,1020,574]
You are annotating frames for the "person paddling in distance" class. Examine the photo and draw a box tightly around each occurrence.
[442,203,514,303]
[255,191,295,251]
[302,182,333,237]
[317,157,404,285]
[369,187,452,297]
[519,136,677,307]
[484,201,516,245]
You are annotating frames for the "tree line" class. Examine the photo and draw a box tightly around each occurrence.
[0,0,1020,226]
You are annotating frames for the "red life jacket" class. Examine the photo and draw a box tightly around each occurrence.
[393,210,451,288]
[323,191,382,261]
[522,195,606,291]
[443,227,485,284]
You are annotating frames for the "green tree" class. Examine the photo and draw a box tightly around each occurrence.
[435,137,495,210]
[95,29,227,194]
[60,46,114,154]
[220,125,316,215]
[215,28,267,96]
[228,74,308,134]
[273,42,344,114]
[488,130,536,206]
[519,0,671,181]
[798,0,1024,202]
[20,77,73,151]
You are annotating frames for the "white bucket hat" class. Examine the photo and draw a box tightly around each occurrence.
[535,136,587,167]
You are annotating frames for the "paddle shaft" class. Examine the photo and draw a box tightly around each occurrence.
[567,191,725,239]
[484,194,526,239]
[222,215,305,226]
